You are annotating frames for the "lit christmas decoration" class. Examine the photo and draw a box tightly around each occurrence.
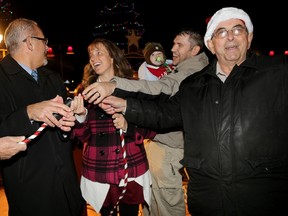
[126,29,141,52]
[93,1,145,52]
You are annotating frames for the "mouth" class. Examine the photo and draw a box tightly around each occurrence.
[225,44,238,50]
[93,62,101,68]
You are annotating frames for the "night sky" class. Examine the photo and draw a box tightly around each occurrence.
[1,0,287,82]
[7,1,287,52]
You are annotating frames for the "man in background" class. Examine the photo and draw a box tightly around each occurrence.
[82,28,209,216]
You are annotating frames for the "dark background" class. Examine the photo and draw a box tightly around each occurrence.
[1,0,287,86]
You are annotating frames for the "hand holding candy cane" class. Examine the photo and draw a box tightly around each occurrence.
[19,97,73,145]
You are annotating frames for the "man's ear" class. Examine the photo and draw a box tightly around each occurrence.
[192,45,201,55]
[207,40,215,55]
[28,43,33,51]
[23,37,33,51]
[247,32,253,50]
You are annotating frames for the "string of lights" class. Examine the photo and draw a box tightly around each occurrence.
[93,1,145,48]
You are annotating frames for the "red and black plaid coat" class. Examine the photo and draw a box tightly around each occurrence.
[72,104,156,185]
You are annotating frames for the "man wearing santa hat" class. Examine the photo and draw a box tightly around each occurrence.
[93,7,288,216]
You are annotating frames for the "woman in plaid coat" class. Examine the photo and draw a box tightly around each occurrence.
[71,38,156,216]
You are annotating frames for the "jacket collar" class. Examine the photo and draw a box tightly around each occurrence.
[176,52,209,73]
[201,52,258,77]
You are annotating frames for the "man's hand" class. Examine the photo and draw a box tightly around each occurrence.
[27,95,73,129]
[0,136,26,160]
[100,96,127,115]
[82,82,116,104]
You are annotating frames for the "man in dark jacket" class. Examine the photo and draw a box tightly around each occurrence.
[0,18,84,216]
[98,7,288,216]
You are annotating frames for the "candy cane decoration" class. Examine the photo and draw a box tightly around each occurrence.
[18,123,48,144]
[109,128,128,216]
[18,98,72,145]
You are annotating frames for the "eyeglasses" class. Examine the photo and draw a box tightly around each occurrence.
[212,26,247,39]
[22,36,48,45]
[31,36,48,45]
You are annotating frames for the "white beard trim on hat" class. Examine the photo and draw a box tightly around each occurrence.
[204,7,254,48]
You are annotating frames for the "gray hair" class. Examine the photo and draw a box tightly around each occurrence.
[4,18,39,55]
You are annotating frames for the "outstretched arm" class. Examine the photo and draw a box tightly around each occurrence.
[82,82,116,105]
[100,96,127,115]
[101,94,182,131]
[81,72,180,105]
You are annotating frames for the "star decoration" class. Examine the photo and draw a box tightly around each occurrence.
[126,30,141,49]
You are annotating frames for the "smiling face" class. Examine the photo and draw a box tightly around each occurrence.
[88,42,115,81]
[207,18,253,68]
[171,33,196,66]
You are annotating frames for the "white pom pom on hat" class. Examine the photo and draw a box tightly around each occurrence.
[204,7,253,48]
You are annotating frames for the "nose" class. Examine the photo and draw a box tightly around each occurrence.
[226,30,235,39]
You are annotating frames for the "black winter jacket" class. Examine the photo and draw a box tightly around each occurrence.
[125,53,288,216]
[0,55,84,216]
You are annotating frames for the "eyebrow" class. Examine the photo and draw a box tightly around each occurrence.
[215,24,246,31]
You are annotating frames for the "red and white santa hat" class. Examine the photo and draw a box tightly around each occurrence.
[204,7,254,48]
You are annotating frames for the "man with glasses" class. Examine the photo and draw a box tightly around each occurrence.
[95,7,288,216]
[23,36,49,45]
[0,18,84,216]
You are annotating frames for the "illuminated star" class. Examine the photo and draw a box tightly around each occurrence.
[126,30,141,49]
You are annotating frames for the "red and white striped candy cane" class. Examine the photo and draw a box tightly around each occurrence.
[109,128,128,216]
[18,123,48,145]
[18,98,72,145]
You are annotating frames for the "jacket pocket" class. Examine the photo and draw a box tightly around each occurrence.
[246,157,287,174]
[181,157,203,170]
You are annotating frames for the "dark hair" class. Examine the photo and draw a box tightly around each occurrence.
[175,27,204,52]
[87,38,134,84]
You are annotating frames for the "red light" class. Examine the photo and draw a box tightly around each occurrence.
[47,47,55,57]
[269,50,275,56]
[284,51,288,55]
[66,46,74,55]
